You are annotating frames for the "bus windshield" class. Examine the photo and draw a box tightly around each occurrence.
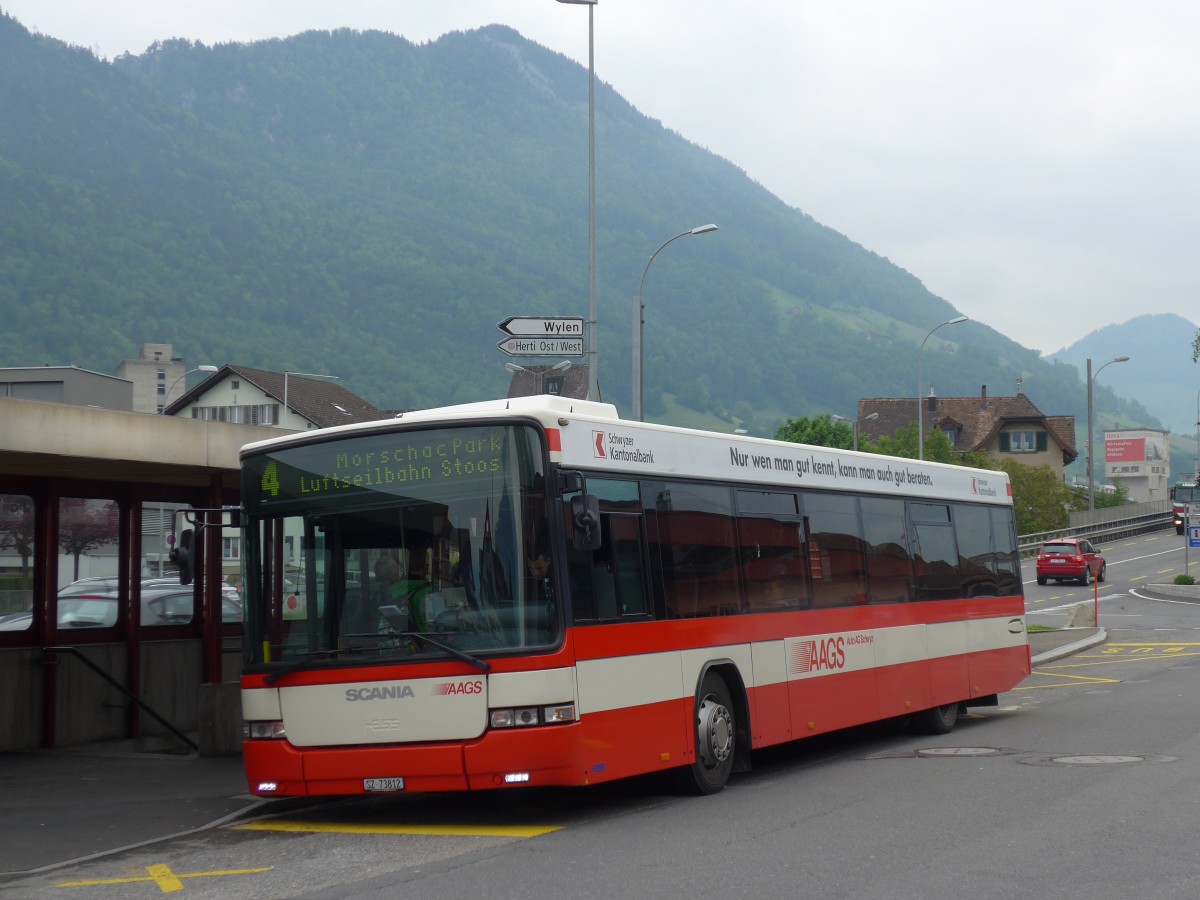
[239,423,558,666]
[1174,485,1200,503]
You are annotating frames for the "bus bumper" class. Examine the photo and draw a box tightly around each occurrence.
[243,723,584,796]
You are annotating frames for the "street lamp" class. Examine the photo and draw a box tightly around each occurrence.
[835,415,883,453]
[160,365,218,414]
[916,316,968,460]
[283,372,339,414]
[1086,355,1129,511]
[556,0,598,402]
[506,361,572,395]
[632,223,719,421]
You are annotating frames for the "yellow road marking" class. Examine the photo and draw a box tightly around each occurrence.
[232,820,561,838]
[1014,671,1120,689]
[57,865,272,892]
[1105,642,1200,646]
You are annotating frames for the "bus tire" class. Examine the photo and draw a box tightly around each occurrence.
[678,672,736,795]
[911,702,960,735]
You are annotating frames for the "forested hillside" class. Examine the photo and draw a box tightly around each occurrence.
[0,13,1158,433]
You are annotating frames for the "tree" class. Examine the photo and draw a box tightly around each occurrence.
[0,495,35,584]
[58,499,119,581]
[1001,459,1078,535]
[775,414,853,449]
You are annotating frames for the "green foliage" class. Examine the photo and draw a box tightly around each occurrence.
[1174,574,1196,585]
[0,14,1171,429]
[774,414,853,449]
[1092,476,1130,509]
[1000,459,1077,535]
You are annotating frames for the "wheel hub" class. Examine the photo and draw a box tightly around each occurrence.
[697,695,733,768]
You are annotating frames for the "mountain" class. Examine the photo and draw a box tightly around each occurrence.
[1048,314,1199,435]
[0,14,1163,437]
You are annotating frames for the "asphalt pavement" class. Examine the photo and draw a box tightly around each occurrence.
[0,626,1105,882]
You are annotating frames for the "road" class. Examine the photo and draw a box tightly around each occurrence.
[8,529,1200,899]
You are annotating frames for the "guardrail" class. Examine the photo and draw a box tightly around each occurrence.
[1018,501,1174,555]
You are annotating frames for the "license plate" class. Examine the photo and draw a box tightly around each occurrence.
[1050,559,1065,564]
[364,777,405,792]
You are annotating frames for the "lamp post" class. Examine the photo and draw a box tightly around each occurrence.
[632,223,718,421]
[916,316,968,460]
[160,365,218,414]
[833,412,878,452]
[283,372,340,416]
[1086,355,1130,511]
[506,361,572,395]
[556,0,598,402]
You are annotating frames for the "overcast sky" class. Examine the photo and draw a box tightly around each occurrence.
[5,0,1198,355]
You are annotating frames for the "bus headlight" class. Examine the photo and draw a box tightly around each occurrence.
[489,703,576,728]
[244,720,287,740]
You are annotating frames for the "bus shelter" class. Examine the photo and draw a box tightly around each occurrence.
[0,397,288,753]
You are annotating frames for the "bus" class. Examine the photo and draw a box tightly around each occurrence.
[1171,480,1200,535]
[234,395,1029,797]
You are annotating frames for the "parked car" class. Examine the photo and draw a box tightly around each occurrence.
[0,585,241,631]
[1035,538,1106,586]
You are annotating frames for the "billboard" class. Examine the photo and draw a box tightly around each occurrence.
[1104,430,1166,465]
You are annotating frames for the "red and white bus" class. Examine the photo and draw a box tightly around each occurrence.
[236,395,1028,797]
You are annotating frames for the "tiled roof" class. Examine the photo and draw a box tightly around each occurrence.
[166,365,394,427]
[857,390,1077,463]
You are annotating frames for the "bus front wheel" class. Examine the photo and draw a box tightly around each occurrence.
[679,672,736,795]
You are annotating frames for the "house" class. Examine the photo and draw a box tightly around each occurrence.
[164,365,394,430]
[505,362,589,400]
[856,387,1077,479]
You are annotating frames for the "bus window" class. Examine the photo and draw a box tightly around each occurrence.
[644,482,741,618]
[802,492,867,607]
[991,507,1021,595]
[909,502,962,600]
[565,479,648,623]
[736,489,807,611]
[953,504,999,598]
[860,496,913,603]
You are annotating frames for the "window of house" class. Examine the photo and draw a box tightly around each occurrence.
[1000,430,1047,453]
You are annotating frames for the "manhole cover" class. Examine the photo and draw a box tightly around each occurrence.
[917,747,1003,757]
[1020,754,1177,768]
[866,747,1017,759]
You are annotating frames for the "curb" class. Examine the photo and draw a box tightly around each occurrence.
[1031,628,1108,666]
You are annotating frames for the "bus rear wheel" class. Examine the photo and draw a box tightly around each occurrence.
[679,672,736,795]
[911,702,960,735]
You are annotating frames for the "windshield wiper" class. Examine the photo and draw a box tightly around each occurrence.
[395,631,491,672]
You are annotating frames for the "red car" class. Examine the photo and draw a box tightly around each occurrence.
[1035,538,1106,586]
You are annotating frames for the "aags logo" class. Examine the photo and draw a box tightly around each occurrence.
[790,637,846,674]
[433,681,484,696]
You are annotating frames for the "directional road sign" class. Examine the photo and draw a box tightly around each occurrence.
[497,316,584,338]
[497,337,584,358]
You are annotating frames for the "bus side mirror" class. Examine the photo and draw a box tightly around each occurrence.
[570,494,601,551]
[171,529,198,585]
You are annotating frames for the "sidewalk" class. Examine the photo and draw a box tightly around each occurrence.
[1027,626,1107,665]
[0,748,266,879]
[1,627,1105,880]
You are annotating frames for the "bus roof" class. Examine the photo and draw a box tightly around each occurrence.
[239,395,1012,506]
